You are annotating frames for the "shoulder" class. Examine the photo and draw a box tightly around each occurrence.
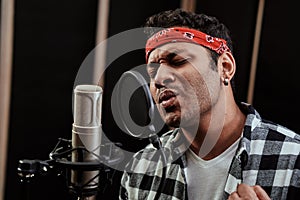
[240,102,300,144]
[246,119,300,160]
[256,119,300,144]
[240,102,300,157]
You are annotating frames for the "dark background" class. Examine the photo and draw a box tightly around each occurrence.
[4,0,297,199]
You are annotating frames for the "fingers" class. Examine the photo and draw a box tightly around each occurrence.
[228,191,240,200]
[228,184,271,200]
[237,183,258,199]
[253,185,271,200]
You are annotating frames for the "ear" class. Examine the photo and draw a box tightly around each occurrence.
[217,51,236,82]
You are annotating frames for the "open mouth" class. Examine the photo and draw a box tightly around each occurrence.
[158,90,177,108]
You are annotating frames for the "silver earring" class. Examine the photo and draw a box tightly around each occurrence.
[224,78,229,86]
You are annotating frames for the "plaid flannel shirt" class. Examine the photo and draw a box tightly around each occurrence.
[119,103,300,200]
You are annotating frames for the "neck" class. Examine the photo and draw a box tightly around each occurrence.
[182,97,245,160]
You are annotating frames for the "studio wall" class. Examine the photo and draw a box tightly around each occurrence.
[4,0,296,200]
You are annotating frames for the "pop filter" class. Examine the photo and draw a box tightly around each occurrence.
[111,70,164,139]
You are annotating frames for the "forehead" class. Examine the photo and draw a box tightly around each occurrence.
[147,42,207,62]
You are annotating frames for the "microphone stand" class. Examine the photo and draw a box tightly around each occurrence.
[18,138,123,200]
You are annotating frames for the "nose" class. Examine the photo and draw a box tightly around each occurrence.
[154,64,175,89]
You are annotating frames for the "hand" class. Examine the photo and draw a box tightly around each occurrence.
[228,183,271,200]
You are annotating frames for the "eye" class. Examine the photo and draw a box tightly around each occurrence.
[171,58,190,66]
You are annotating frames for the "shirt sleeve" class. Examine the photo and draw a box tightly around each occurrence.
[119,171,129,200]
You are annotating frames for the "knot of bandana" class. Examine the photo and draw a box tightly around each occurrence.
[145,27,230,63]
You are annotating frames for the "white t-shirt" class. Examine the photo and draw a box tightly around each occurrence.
[184,138,240,200]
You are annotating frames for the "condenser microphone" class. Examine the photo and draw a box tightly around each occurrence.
[71,84,103,198]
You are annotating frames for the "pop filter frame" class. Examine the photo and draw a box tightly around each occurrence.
[112,70,157,138]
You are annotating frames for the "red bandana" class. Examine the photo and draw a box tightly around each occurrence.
[145,27,230,63]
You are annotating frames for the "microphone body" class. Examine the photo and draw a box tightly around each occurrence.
[71,85,103,198]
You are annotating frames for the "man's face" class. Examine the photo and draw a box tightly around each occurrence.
[146,42,222,128]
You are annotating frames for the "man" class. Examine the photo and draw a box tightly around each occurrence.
[119,8,300,200]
